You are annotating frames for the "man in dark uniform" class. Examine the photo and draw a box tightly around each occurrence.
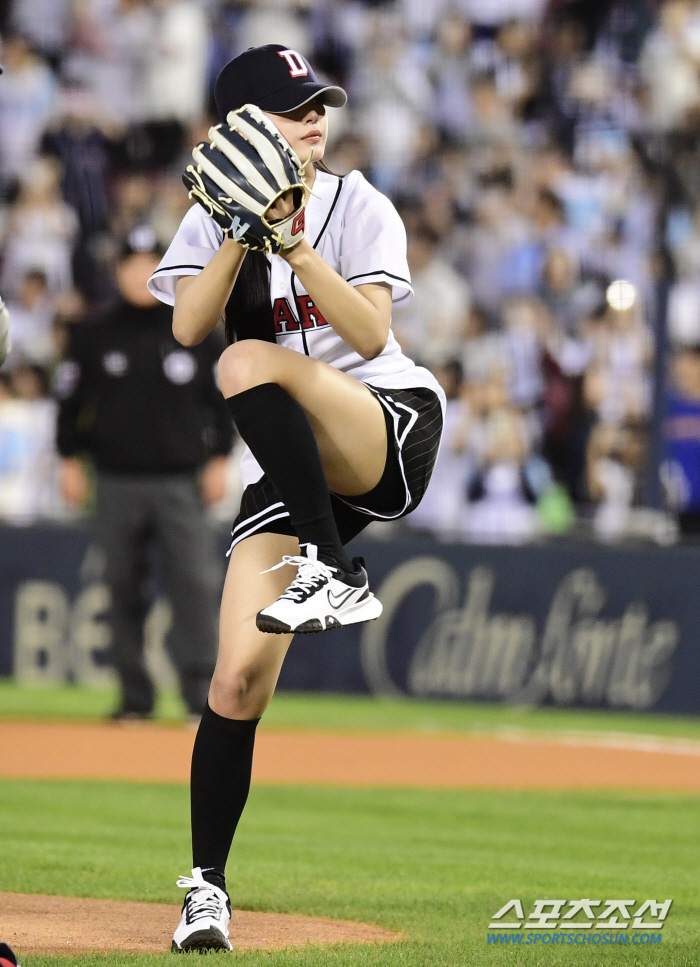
[56,227,233,719]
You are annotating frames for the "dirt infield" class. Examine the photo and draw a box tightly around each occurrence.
[0,893,401,955]
[1,719,699,790]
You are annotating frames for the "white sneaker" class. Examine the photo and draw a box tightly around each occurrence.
[256,544,383,634]
[171,867,233,953]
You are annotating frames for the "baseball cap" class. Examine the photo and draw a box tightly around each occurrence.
[214,44,347,121]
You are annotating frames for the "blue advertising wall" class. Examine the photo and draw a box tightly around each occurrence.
[1,523,699,714]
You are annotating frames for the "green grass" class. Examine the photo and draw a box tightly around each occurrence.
[0,681,187,722]
[1,778,698,967]
[3,685,699,965]
[2,680,700,741]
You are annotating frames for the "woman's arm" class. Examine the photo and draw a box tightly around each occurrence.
[172,237,247,347]
[283,240,392,360]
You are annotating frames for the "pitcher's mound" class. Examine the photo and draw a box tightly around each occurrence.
[0,892,401,955]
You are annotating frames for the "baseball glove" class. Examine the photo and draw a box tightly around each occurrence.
[183,104,310,254]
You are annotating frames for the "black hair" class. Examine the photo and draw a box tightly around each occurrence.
[314,159,337,176]
[224,252,276,346]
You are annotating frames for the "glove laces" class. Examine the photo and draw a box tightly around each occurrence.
[261,555,336,601]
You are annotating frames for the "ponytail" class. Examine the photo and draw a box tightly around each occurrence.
[224,252,276,346]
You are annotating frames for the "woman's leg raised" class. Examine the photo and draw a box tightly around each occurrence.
[219,340,388,634]
[218,339,387,497]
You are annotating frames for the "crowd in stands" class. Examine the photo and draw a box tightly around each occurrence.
[1,0,700,543]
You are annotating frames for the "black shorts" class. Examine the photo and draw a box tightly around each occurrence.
[227,384,443,554]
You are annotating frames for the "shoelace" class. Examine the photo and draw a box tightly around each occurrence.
[176,871,226,922]
[261,554,336,602]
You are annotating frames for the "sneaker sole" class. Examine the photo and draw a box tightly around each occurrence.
[171,928,232,953]
[256,594,383,634]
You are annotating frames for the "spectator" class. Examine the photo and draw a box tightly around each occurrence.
[0,362,59,523]
[501,294,546,411]
[468,73,518,144]
[393,224,471,366]
[141,0,209,125]
[0,33,56,187]
[461,305,505,386]
[429,14,473,141]
[460,186,530,311]
[352,23,432,190]
[587,419,644,541]
[41,82,115,237]
[0,157,79,296]
[539,248,600,334]
[583,293,652,426]
[65,0,154,124]
[639,0,700,130]
[9,0,73,69]
[464,403,539,544]
[236,0,312,57]
[4,269,55,366]
[662,345,700,536]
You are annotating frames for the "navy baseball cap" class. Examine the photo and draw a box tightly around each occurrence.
[214,45,346,121]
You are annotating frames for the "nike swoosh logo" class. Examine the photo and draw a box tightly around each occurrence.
[328,587,358,610]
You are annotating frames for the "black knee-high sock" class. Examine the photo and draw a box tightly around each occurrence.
[226,383,354,572]
[190,703,259,891]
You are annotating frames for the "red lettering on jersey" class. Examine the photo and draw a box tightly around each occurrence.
[298,296,329,330]
[277,50,308,77]
[291,210,305,236]
[273,297,299,333]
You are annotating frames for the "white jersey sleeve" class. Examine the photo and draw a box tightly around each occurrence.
[338,171,413,306]
[148,204,224,305]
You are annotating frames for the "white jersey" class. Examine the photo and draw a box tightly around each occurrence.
[148,168,445,486]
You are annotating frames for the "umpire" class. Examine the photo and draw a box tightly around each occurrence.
[56,227,233,720]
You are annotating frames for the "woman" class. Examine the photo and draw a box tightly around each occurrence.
[148,44,445,952]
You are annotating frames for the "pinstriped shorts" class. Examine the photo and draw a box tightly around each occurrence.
[227,385,443,555]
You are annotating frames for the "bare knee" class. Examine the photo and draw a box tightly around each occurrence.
[208,664,273,720]
[217,340,278,398]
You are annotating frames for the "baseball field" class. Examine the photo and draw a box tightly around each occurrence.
[1,683,699,967]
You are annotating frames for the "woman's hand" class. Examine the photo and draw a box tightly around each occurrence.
[267,189,296,224]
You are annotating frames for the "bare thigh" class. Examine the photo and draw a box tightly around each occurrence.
[209,531,300,720]
[218,340,387,496]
